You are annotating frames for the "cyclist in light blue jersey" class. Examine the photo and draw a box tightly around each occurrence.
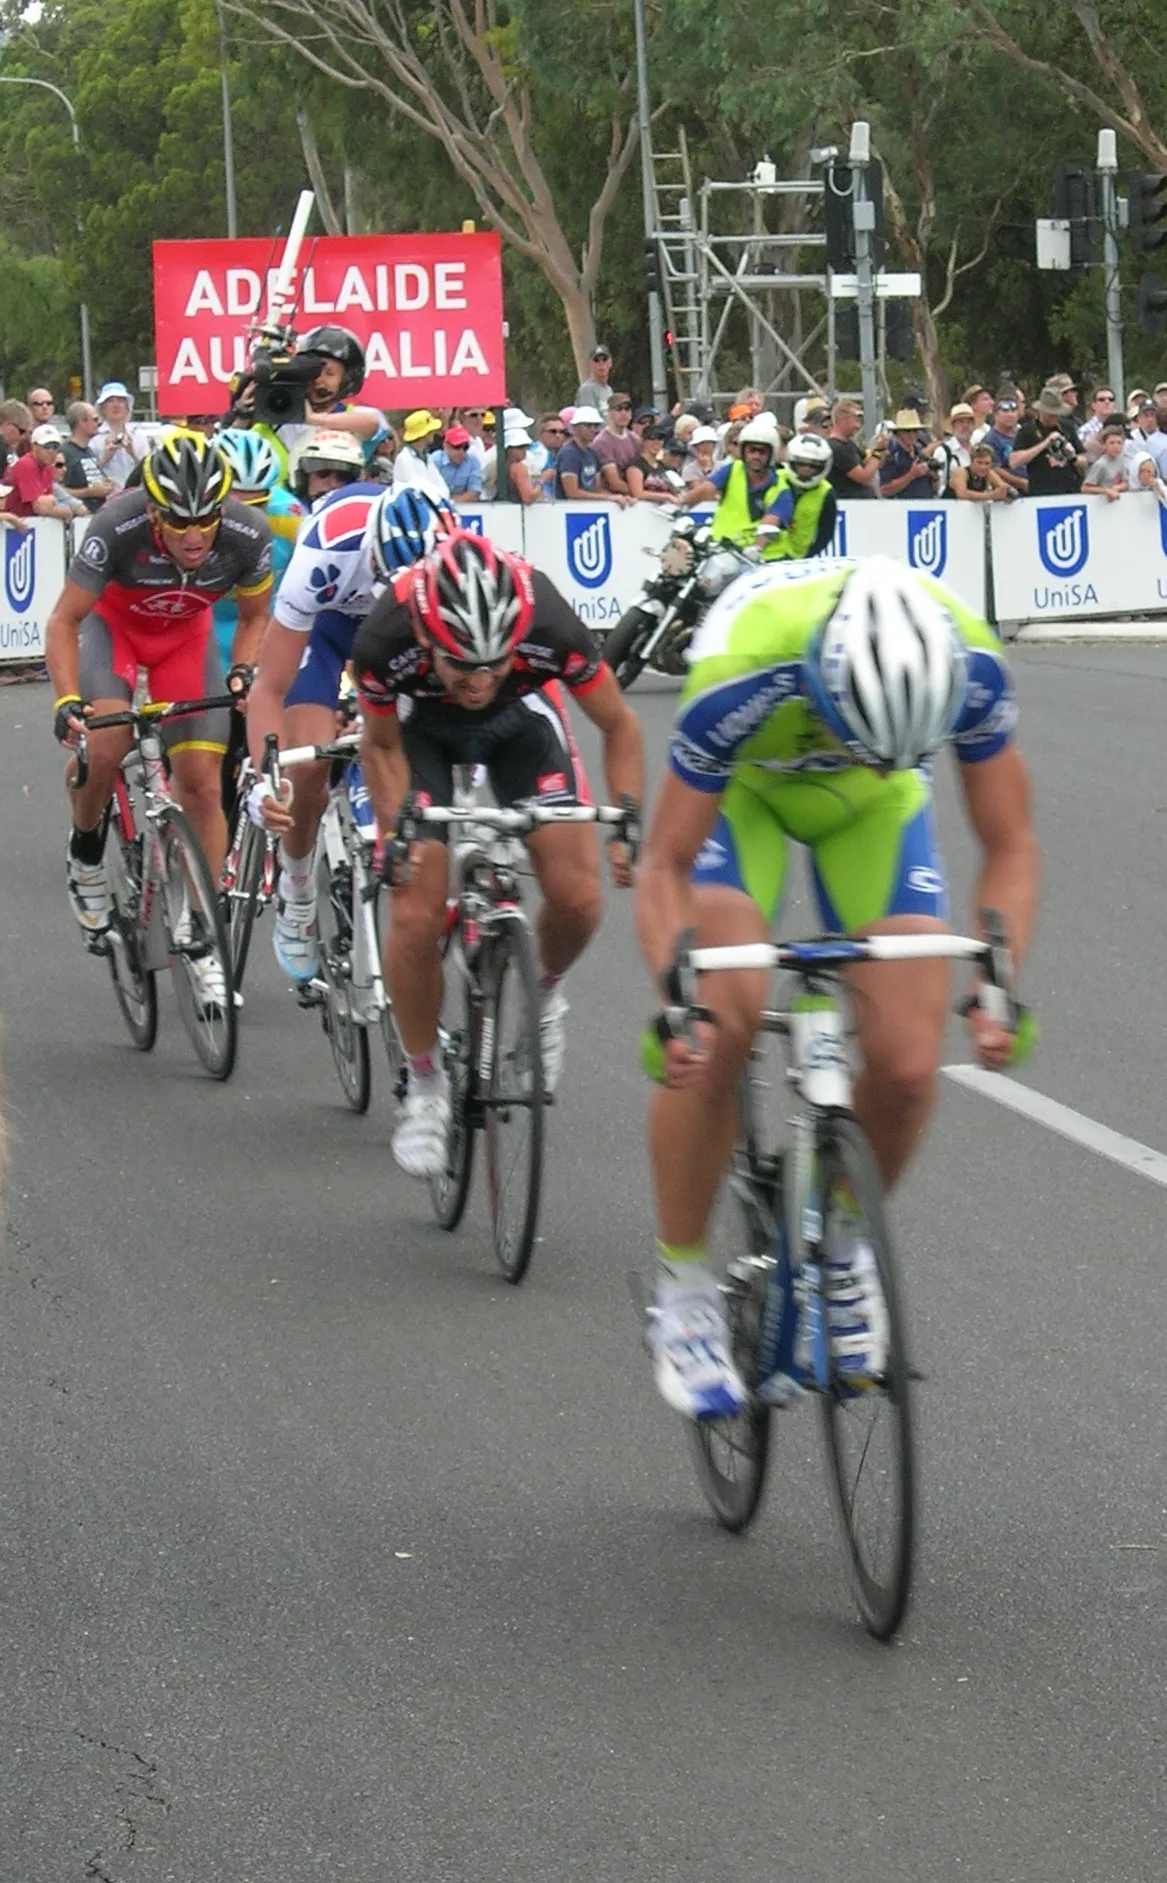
[212,430,303,673]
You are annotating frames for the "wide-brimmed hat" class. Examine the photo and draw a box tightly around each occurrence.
[689,425,719,446]
[570,406,604,427]
[891,409,927,430]
[504,427,534,449]
[949,403,976,421]
[95,380,131,407]
[402,409,442,443]
[1034,385,1067,417]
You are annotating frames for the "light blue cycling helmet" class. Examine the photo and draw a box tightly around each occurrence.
[363,486,457,585]
[216,428,282,496]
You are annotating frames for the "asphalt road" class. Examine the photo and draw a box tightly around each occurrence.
[3,648,1167,1883]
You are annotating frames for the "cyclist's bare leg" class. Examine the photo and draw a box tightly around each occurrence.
[170,748,229,879]
[65,705,132,834]
[280,703,336,865]
[649,885,768,1246]
[384,839,449,1055]
[846,914,951,1189]
[525,824,603,977]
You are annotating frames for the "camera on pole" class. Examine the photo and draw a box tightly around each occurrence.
[1129,173,1167,256]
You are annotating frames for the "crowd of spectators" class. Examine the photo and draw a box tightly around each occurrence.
[10,343,1167,527]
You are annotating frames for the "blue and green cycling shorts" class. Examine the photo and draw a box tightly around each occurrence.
[690,768,949,932]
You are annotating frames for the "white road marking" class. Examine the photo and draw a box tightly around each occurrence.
[942,1064,1167,1190]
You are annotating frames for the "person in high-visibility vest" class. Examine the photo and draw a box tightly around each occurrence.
[756,432,838,560]
[681,415,782,548]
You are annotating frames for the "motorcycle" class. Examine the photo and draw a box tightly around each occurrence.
[601,514,759,690]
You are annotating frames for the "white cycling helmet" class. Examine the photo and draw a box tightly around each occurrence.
[784,432,832,489]
[805,557,967,770]
[287,427,365,500]
[738,416,777,457]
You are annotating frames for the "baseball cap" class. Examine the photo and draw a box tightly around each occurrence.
[634,406,658,423]
[689,425,719,445]
[31,422,62,447]
[1154,382,1167,395]
[1138,397,1156,414]
[444,425,471,447]
[590,344,611,361]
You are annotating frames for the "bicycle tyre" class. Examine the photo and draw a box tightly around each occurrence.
[816,1114,915,1641]
[688,1070,776,1530]
[222,807,266,992]
[372,890,409,1103]
[482,917,544,1285]
[316,849,371,1113]
[602,605,655,690]
[429,975,476,1230]
[159,805,238,1081]
[105,798,158,1052]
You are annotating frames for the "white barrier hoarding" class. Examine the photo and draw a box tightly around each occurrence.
[525,497,987,627]
[989,492,1167,624]
[0,520,67,664]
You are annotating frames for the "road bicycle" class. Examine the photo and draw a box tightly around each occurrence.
[219,750,280,993]
[392,799,637,1284]
[663,918,1015,1640]
[72,697,239,1080]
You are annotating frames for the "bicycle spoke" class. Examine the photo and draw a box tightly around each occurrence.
[160,807,237,1080]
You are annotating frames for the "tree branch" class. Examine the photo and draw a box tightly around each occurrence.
[296,111,343,235]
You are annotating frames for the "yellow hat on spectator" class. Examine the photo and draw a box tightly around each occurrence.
[402,409,442,444]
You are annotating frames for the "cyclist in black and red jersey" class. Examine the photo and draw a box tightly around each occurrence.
[45,433,273,963]
[346,530,643,1176]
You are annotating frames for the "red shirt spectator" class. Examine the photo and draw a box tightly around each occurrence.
[4,446,55,516]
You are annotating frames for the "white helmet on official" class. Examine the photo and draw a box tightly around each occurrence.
[784,432,832,489]
[805,557,967,770]
[737,416,777,457]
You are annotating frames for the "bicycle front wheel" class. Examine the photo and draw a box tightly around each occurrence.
[159,805,238,1080]
[317,852,371,1113]
[482,917,544,1284]
[816,1115,915,1641]
[105,799,158,1052]
[429,978,476,1231]
[222,805,267,992]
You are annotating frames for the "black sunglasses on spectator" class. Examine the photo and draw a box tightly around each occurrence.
[544,425,566,435]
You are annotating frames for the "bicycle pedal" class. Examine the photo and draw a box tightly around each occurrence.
[295,983,325,1009]
[85,932,112,958]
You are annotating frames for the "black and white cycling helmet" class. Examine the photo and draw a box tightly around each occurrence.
[785,432,832,489]
[804,557,967,770]
[142,431,232,520]
[296,325,366,401]
[287,428,365,501]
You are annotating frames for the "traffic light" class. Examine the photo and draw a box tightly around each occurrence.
[823,162,886,272]
[834,304,859,359]
[1052,162,1097,274]
[884,299,915,363]
[1138,273,1167,335]
[643,239,662,298]
[1130,174,1167,256]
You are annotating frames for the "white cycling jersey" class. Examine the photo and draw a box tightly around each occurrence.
[273,480,383,635]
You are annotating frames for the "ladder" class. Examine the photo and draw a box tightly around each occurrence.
[650,130,703,401]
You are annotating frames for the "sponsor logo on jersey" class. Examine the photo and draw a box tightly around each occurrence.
[536,771,569,798]
[694,834,730,871]
[703,667,802,750]
[79,533,108,570]
[906,509,948,578]
[310,492,375,553]
[132,590,211,621]
[906,865,945,898]
[4,527,35,614]
[671,736,730,781]
[1036,503,1089,578]
[308,560,344,605]
[565,512,612,589]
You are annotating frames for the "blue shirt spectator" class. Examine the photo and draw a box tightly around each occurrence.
[555,408,606,498]
[432,426,483,499]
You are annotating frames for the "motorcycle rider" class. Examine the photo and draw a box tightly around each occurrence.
[680,415,781,548]
[756,432,838,559]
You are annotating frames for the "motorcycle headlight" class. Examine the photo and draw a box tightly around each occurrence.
[660,533,696,578]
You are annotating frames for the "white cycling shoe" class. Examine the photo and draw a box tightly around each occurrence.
[186,952,228,1019]
[539,986,569,1094]
[272,887,319,982]
[649,1267,747,1420]
[66,849,111,937]
[824,1222,890,1385]
[392,1080,451,1178]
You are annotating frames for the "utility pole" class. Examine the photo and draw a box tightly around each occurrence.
[632,0,667,409]
[213,0,238,239]
[0,75,93,398]
[1096,129,1124,404]
[850,121,880,430]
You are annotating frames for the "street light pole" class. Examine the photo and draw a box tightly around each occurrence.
[213,0,238,240]
[1096,127,1125,406]
[632,0,668,409]
[0,74,93,399]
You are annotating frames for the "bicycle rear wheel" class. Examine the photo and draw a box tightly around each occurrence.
[689,1068,777,1531]
[816,1115,915,1640]
[159,805,238,1080]
[221,802,267,992]
[429,978,476,1231]
[317,851,371,1113]
[105,799,158,1052]
[482,917,544,1284]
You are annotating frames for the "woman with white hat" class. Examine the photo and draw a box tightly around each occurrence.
[496,420,542,504]
[91,382,148,492]
[392,410,452,503]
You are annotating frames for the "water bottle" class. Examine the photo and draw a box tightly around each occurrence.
[345,761,377,837]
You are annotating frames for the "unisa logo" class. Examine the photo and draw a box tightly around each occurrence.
[906,510,947,577]
[820,509,847,557]
[565,512,612,590]
[1036,503,1089,578]
[4,526,36,614]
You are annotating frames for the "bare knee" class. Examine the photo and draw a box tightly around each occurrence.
[861,1045,938,1115]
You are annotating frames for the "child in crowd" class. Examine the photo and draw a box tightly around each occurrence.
[1082,421,1128,499]
[1131,451,1167,506]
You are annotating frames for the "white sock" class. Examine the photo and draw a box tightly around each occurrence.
[278,845,313,899]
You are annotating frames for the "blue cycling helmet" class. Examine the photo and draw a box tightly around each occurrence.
[363,486,457,585]
[216,429,282,497]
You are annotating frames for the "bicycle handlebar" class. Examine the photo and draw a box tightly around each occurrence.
[409,803,631,831]
[71,695,238,788]
[272,732,361,768]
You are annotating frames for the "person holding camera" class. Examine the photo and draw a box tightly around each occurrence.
[877,409,937,499]
[1009,384,1085,495]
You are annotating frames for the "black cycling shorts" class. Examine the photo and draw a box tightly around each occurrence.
[402,685,590,839]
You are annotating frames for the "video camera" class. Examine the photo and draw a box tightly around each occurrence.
[228,324,320,427]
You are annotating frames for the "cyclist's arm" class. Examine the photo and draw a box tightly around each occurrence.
[635,768,724,986]
[45,578,98,703]
[359,706,411,833]
[957,744,1041,969]
[570,667,644,804]
[229,585,271,669]
[246,620,310,770]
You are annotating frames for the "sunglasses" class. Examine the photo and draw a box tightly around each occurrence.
[996,401,1019,411]
[743,441,771,452]
[434,646,512,675]
[463,411,485,419]
[544,425,566,435]
[609,401,632,410]
[157,512,220,534]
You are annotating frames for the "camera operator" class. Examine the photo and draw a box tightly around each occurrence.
[1009,383,1085,495]
[230,325,388,471]
[877,408,938,499]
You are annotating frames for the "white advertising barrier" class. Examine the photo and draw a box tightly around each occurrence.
[453,504,525,554]
[989,492,1167,626]
[0,519,68,665]
[522,496,987,628]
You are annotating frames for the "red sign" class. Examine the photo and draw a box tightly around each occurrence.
[151,232,505,417]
